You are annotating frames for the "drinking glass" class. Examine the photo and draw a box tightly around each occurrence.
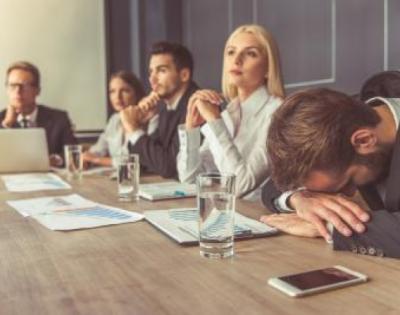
[64,144,83,180]
[117,153,140,201]
[197,172,236,259]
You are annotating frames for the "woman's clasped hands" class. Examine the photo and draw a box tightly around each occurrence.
[185,89,224,130]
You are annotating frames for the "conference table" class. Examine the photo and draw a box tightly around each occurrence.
[0,173,399,315]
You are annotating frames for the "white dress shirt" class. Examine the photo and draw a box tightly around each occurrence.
[90,112,159,167]
[177,86,282,200]
[17,106,38,128]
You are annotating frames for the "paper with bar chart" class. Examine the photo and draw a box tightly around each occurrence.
[144,208,278,245]
[7,194,143,230]
[2,173,71,192]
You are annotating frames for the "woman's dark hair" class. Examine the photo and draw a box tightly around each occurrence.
[110,71,145,103]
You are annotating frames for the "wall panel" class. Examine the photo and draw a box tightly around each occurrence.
[132,0,400,95]
[0,0,107,131]
[388,0,400,69]
[259,0,333,86]
[183,0,230,89]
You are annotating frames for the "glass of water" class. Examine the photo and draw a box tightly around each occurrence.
[197,172,236,259]
[64,144,83,180]
[117,153,140,202]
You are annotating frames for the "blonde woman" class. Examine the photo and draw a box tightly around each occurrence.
[177,24,285,199]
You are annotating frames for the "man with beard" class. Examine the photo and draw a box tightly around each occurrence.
[260,88,400,258]
[121,41,198,178]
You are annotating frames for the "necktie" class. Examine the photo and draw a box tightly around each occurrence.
[21,118,29,128]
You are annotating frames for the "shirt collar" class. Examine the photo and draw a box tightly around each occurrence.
[17,106,38,127]
[227,85,270,117]
[165,90,185,111]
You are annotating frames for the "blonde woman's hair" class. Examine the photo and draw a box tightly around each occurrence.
[222,24,285,101]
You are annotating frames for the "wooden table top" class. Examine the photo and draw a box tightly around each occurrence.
[0,174,399,315]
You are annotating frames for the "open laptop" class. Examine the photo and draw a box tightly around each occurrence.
[0,128,50,173]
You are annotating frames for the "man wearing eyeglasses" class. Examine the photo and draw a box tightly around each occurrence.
[0,61,76,166]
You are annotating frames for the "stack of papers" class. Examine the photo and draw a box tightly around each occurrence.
[144,208,278,245]
[7,194,143,230]
[139,181,196,201]
[2,173,71,192]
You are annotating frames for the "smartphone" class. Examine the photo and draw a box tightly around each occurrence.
[268,265,368,297]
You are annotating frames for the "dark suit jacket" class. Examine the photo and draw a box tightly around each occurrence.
[332,126,400,259]
[0,104,77,156]
[128,82,198,179]
[261,105,400,259]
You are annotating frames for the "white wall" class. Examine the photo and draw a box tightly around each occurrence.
[0,0,107,131]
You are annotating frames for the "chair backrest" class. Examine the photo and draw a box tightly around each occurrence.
[360,70,400,101]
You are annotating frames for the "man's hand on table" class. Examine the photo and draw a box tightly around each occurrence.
[260,213,321,238]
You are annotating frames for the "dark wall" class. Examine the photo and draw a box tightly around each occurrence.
[106,0,182,91]
[107,0,400,96]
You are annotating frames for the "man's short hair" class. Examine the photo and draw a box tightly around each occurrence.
[6,61,40,87]
[267,88,381,190]
[150,41,194,77]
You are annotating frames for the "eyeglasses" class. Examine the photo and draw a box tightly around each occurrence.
[6,82,36,91]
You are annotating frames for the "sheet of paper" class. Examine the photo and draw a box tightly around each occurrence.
[168,208,277,237]
[139,182,196,200]
[144,208,279,245]
[8,194,95,217]
[7,194,143,230]
[2,173,71,192]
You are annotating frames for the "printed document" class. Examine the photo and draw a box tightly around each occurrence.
[7,194,143,230]
[2,173,71,192]
[139,182,196,200]
[144,208,278,244]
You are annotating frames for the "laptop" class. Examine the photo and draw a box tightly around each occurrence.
[0,128,50,173]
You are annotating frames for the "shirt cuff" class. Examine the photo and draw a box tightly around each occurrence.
[201,118,226,139]
[274,190,297,212]
[178,124,201,151]
[127,130,146,146]
[111,156,119,168]
[326,222,334,244]
[275,188,306,212]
